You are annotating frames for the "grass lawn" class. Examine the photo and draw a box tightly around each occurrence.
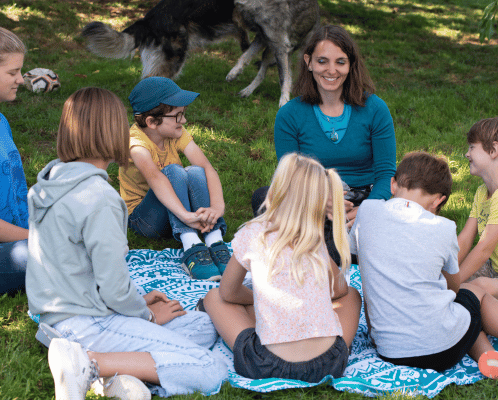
[1,0,498,398]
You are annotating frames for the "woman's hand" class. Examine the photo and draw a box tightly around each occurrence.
[149,300,187,325]
[346,207,358,229]
[344,198,354,213]
[326,196,356,229]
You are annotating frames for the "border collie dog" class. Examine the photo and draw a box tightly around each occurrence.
[81,0,319,107]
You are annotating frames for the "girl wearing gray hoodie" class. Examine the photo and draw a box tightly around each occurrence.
[26,87,227,400]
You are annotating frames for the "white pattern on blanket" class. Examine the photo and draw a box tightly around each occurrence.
[126,246,496,398]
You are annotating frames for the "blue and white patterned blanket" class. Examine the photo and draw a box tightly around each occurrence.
[127,246,496,398]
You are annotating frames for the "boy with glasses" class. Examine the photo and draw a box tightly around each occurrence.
[120,77,229,281]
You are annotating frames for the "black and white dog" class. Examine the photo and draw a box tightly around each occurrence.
[81,0,319,107]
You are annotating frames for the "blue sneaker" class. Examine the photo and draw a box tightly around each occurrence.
[209,241,231,275]
[181,243,221,281]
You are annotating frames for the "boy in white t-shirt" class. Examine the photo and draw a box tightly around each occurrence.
[350,152,498,377]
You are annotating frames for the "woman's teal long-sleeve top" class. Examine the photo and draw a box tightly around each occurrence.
[274,94,396,200]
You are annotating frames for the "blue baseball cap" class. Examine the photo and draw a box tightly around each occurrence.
[129,77,199,114]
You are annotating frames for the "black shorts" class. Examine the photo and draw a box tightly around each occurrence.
[232,328,349,382]
[379,288,482,372]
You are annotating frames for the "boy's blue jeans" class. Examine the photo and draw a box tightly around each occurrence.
[52,311,228,397]
[0,239,27,295]
[128,164,227,241]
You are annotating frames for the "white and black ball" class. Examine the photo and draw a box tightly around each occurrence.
[23,68,61,93]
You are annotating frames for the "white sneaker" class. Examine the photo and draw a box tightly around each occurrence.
[48,338,99,400]
[91,375,151,400]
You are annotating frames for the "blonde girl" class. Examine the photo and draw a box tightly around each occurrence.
[26,87,227,400]
[204,153,362,382]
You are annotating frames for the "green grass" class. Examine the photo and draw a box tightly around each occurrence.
[1,0,498,398]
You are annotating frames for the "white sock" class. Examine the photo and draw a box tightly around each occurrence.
[205,229,223,247]
[180,232,202,251]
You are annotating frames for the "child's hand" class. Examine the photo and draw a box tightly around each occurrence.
[195,206,224,231]
[178,211,207,231]
[149,299,187,325]
[143,290,170,305]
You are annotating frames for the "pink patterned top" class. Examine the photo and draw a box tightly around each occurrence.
[231,221,343,345]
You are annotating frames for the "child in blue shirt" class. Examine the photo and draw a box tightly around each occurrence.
[0,27,29,295]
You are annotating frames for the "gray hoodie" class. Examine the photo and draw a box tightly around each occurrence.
[26,159,149,326]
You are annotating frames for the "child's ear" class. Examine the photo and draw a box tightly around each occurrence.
[390,177,397,196]
[491,141,498,159]
[429,194,446,214]
[145,116,157,129]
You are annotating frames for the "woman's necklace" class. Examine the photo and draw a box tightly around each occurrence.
[329,126,339,142]
[318,106,345,142]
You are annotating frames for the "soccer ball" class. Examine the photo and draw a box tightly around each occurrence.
[23,68,61,93]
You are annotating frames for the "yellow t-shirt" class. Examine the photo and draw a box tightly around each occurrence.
[469,184,498,271]
[119,123,193,215]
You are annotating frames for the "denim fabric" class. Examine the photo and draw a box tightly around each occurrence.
[52,311,228,397]
[0,239,27,295]
[129,164,227,241]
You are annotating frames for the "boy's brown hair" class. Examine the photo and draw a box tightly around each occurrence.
[466,118,498,154]
[134,103,175,128]
[394,152,452,213]
[57,87,130,168]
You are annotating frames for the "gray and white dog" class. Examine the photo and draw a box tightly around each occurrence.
[81,0,319,107]
[230,0,319,106]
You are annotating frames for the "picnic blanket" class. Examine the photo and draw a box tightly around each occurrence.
[126,245,498,398]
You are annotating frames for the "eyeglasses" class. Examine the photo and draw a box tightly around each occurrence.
[161,109,186,123]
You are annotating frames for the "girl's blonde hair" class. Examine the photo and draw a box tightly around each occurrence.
[0,27,26,64]
[57,87,130,168]
[251,153,350,287]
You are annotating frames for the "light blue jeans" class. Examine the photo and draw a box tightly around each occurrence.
[128,164,227,241]
[0,239,27,295]
[52,311,228,397]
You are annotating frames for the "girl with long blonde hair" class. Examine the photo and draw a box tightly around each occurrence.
[204,153,361,382]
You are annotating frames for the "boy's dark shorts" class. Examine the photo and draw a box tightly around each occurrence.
[232,328,349,382]
[379,288,482,372]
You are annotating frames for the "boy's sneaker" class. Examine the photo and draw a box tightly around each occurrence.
[181,243,221,281]
[209,241,231,275]
[478,350,498,379]
[91,375,151,400]
[48,338,99,400]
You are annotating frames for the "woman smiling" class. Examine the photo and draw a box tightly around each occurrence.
[253,25,396,265]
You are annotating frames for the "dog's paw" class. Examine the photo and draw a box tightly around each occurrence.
[238,86,255,98]
[226,71,239,82]
[279,93,291,107]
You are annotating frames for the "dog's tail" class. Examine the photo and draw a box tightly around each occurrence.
[81,22,137,59]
